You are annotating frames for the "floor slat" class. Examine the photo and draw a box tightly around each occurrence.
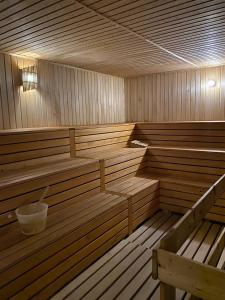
[52,210,225,300]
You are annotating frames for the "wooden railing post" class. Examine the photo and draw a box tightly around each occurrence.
[153,249,176,299]
[69,128,76,158]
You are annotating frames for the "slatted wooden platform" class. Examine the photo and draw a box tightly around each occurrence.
[53,210,224,300]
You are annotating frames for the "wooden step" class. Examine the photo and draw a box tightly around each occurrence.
[106,176,160,232]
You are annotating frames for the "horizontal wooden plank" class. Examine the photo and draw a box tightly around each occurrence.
[136,122,225,130]
[0,153,70,173]
[132,205,160,230]
[160,189,199,201]
[105,156,147,175]
[105,148,147,167]
[0,130,70,145]
[76,136,132,150]
[74,124,135,136]
[136,134,225,143]
[147,167,217,183]
[105,162,147,184]
[160,181,207,194]
[0,138,70,155]
[75,130,133,142]
[76,142,128,156]
[149,155,225,169]
[135,129,225,137]
[148,140,225,149]
[132,191,159,212]
[0,127,70,135]
[0,159,99,191]
[148,147,225,161]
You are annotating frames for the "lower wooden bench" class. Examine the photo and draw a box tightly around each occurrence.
[106,176,160,233]
[0,192,128,300]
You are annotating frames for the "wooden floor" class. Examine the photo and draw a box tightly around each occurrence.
[52,210,224,300]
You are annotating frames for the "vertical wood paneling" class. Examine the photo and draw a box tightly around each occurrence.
[125,66,225,122]
[0,53,125,129]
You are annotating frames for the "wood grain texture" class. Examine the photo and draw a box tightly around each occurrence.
[0,53,125,129]
[125,66,225,121]
[2,1,225,76]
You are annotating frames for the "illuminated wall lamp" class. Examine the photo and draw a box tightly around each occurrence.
[20,65,38,92]
[207,79,216,88]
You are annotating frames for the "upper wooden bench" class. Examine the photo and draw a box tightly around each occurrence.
[73,123,135,157]
[135,121,225,150]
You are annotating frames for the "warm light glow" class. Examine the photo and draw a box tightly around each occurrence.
[207,79,216,87]
[24,73,37,83]
[21,66,38,92]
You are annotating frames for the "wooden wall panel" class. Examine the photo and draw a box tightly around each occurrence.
[125,66,225,122]
[0,53,125,129]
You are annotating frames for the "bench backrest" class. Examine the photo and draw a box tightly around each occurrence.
[135,122,225,149]
[74,123,135,156]
[0,128,71,172]
[147,147,225,182]
[147,147,225,223]
[104,148,147,186]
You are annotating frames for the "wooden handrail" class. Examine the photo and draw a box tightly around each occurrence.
[153,174,225,299]
[160,174,225,253]
[156,249,225,300]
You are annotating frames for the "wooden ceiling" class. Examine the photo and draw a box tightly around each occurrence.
[1,0,225,77]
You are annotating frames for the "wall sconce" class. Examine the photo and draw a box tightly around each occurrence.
[207,79,216,88]
[21,65,38,92]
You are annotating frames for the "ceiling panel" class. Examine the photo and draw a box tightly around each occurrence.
[0,0,225,76]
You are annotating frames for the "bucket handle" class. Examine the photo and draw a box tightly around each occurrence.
[8,186,50,220]
[39,186,49,203]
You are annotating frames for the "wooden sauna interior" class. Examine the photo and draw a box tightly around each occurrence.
[1,1,225,299]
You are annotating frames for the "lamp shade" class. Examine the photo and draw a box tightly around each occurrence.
[22,65,37,92]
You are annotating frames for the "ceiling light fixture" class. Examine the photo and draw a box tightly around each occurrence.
[207,79,216,87]
[20,65,38,92]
